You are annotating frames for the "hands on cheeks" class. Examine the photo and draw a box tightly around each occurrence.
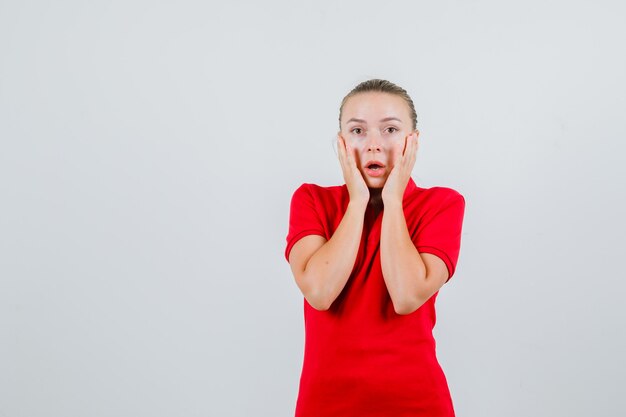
[337,134,370,207]
[381,132,419,205]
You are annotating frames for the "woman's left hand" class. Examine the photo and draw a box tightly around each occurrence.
[382,132,419,205]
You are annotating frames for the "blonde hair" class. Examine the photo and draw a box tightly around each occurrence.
[339,79,418,130]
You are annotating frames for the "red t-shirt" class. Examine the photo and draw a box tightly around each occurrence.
[285,177,465,417]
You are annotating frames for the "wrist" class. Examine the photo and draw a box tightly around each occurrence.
[382,198,403,210]
[347,200,368,214]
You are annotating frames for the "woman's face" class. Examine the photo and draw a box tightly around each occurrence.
[339,92,417,189]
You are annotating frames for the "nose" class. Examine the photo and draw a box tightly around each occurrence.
[367,132,382,152]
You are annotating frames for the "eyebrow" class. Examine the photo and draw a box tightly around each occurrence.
[346,117,403,124]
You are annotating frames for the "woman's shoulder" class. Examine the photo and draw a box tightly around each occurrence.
[410,184,465,207]
[289,183,349,222]
[289,182,348,209]
[424,185,464,199]
[292,182,347,198]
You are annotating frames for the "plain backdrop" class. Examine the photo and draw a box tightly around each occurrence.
[1,1,625,416]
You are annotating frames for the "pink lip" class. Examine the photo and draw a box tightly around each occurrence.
[364,167,385,177]
[364,167,386,178]
[365,160,386,169]
[363,160,386,177]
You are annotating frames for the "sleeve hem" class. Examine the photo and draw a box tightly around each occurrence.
[284,229,327,262]
[416,245,456,282]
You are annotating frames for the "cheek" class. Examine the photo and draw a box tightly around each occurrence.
[388,138,405,163]
[344,135,361,147]
[345,138,367,156]
[342,138,365,166]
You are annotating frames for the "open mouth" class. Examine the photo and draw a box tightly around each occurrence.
[365,161,385,170]
[364,161,386,176]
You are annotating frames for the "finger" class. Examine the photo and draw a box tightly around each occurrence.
[395,140,404,166]
[406,134,416,158]
[407,134,418,169]
[337,135,345,155]
[342,136,357,168]
[402,134,416,169]
[346,144,358,170]
[411,134,417,155]
[337,135,348,166]
[390,142,400,169]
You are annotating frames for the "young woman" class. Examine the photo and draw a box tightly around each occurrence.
[285,79,465,416]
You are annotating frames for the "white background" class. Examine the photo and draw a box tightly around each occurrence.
[1,1,625,416]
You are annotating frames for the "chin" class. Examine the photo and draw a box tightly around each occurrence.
[366,180,386,189]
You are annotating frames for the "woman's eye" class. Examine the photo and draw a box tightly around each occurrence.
[386,127,398,134]
[351,128,363,135]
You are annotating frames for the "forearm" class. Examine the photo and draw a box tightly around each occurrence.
[380,201,428,314]
[302,202,366,310]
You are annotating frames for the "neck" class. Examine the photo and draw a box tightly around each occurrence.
[368,188,383,210]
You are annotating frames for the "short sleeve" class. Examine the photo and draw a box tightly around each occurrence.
[284,184,327,262]
[413,191,466,282]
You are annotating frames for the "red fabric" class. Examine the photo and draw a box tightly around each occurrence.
[285,177,465,417]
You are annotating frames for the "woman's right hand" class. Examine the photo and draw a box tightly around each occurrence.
[337,134,369,207]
